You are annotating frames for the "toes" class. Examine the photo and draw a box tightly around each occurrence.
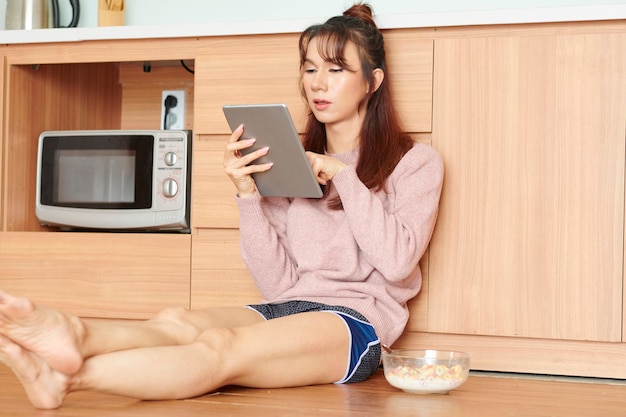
[0,334,21,364]
[0,334,33,376]
[0,292,35,325]
[0,334,67,409]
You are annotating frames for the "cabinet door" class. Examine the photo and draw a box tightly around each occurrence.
[429,33,626,342]
[193,33,305,135]
[191,134,240,229]
[0,232,191,319]
[191,229,262,309]
[192,32,433,136]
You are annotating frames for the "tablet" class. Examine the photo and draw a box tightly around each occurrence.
[223,104,323,198]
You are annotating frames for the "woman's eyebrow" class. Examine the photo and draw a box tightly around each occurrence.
[303,57,316,64]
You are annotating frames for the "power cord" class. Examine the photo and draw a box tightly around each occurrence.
[180,60,195,74]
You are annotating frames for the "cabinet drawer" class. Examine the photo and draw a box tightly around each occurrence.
[191,229,262,309]
[0,232,191,319]
[193,31,433,135]
[193,33,305,135]
[192,134,240,229]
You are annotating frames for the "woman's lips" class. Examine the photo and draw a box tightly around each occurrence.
[313,99,331,111]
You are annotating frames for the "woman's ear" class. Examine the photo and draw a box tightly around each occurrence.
[370,68,384,93]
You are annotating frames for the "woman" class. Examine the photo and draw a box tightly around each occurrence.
[0,3,443,409]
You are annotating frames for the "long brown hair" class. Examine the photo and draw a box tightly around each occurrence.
[298,3,414,208]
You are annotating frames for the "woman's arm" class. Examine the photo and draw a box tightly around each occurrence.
[237,195,300,299]
[224,125,299,299]
[332,144,444,282]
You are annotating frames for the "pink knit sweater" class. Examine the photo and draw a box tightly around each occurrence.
[236,143,444,347]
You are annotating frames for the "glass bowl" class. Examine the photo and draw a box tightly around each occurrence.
[382,349,470,394]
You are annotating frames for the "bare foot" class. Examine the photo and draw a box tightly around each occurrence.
[0,291,84,375]
[0,335,69,409]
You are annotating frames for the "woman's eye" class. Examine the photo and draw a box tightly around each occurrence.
[304,68,316,74]
[330,68,343,73]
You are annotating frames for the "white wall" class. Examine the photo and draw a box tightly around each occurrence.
[1,0,626,29]
[122,0,626,26]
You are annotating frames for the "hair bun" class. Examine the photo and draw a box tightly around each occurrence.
[343,3,376,28]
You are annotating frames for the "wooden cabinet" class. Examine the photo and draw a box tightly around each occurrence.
[393,23,626,379]
[1,21,626,379]
[428,32,626,343]
[191,229,261,309]
[194,31,433,135]
[193,33,305,135]
[0,39,200,316]
[0,232,191,318]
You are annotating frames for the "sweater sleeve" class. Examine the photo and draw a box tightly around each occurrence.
[331,143,444,282]
[236,194,300,300]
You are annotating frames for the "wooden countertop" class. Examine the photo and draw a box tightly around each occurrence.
[0,4,625,45]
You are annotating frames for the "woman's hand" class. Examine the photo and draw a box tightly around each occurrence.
[305,151,347,185]
[223,124,273,198]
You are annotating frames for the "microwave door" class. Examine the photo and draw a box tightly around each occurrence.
[39,134,153,210]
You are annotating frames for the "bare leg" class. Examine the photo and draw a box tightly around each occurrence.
[80,304,264,356]
[0,290,264,368]
[69,312,350,400]
[3,311,350,408]
[0,290,353,409]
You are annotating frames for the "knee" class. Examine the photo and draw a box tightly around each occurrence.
[151,306,201,343]
[153,306,193,324]
[195,327,237,353]
[193,327,240,384]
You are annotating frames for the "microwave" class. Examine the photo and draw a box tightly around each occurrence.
[36,130,192,232]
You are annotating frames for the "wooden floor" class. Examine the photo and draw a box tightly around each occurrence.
[2,364,626,417]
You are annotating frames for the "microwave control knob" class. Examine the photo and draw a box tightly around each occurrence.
[164,151,178,166]
[162,178,179,198]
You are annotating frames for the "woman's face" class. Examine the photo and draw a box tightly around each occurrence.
[301,39,370,131]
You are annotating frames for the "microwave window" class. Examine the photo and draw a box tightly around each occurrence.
[54,149,136,204]
[39,134,154,209]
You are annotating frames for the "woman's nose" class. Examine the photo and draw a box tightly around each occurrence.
[311,71,327,91]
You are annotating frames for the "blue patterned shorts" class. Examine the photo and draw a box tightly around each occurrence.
[246,300,381,384]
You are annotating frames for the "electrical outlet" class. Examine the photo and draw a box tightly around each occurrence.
[161,90,185,130]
